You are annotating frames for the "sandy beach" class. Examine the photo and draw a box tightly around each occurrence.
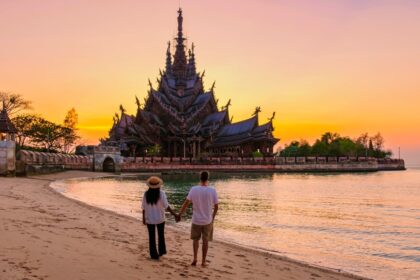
[0,171,369,280]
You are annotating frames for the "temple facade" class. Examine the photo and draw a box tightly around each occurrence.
[105,9,279,157]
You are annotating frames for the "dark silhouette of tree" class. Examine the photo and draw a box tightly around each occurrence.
[30,118,68,152]
[12,114,40,147]
[321,132,340,145]
[62,108,80,153]
[0,92,32,116]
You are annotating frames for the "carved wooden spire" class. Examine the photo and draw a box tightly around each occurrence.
[222,99,231,110]
[165,41,172,74]
[268,112,276,122]
[172,8,187,83]
[187,43,196,77]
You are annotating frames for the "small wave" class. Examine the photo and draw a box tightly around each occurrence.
[372,252,420,263]
[401,246,420,251]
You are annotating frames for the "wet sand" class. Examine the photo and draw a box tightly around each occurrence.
[0,171,369,280]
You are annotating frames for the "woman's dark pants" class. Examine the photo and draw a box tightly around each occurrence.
[147,222,166,259]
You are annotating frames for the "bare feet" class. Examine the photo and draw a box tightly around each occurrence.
[191,260,197,266]
[201,262,208,268]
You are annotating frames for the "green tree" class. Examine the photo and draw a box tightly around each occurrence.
[370,133,384,151]
[338,138,357,156]
[281,132,391,159]
[368,139,374,156]
[30,118,70,152]
[321,132,340,145]
[312,140,328,156]
[356,133,369,148]
[62,108,80,153]
[281,141,299,156]
[297,140,312,156]
[12,114,41,147]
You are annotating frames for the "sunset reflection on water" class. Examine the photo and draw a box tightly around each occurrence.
[52,169,420,280]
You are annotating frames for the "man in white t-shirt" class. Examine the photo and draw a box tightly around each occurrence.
[178,171,218,267]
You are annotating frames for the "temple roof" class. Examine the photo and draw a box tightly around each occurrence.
[202,110,227,126]
[210,117,278,147]
[140,111,163,126]
[192,92,211,106]
[110,113,134,139]
[253,122,273,134]
[217,116,257,137]
[119,113,134,128]
[0,103,17,134]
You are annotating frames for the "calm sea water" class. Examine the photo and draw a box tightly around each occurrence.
[51,168,420,280]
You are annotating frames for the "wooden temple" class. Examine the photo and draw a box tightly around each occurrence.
[106,9,279,157]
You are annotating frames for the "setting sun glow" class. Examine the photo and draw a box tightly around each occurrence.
[1,0,419,163]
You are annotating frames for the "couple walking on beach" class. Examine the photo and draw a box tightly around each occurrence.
[141,171,219,267]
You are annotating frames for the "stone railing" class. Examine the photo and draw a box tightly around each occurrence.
[276,156,380,164]
[122,156,277,165]
[121,156,404,165]
[93,146,120,154]
[120,156,405,172]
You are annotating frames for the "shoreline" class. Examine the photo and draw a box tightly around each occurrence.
[50,174,368,280]
[1,171,371,280]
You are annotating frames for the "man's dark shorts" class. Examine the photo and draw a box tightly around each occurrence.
[191,223,213,241]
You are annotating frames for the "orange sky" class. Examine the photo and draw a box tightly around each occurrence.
[0,1,419,163]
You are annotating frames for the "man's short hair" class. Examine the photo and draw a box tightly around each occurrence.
[200,171,209,182]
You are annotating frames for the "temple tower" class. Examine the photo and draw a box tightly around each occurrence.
[172,8,188,88]
[105,8,279,158]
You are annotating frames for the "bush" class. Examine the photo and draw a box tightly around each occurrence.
[147,144,161,156]
[252,150,264,158]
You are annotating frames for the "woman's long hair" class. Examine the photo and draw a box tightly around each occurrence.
[145,188,160,205]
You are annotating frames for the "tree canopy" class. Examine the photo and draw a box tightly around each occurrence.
[12,109,80,153]
[0,92,32,116]
[280,132,392,158]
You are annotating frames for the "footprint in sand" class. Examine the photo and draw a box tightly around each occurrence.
[223,265,233,269]
[282,267,291,271]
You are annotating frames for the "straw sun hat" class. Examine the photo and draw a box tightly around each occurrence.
[146,176,163,189]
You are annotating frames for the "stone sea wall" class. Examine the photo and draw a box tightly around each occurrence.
[15,150,405,175]
[16,150,93,175]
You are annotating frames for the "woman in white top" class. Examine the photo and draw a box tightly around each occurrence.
[142,176,178,260]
